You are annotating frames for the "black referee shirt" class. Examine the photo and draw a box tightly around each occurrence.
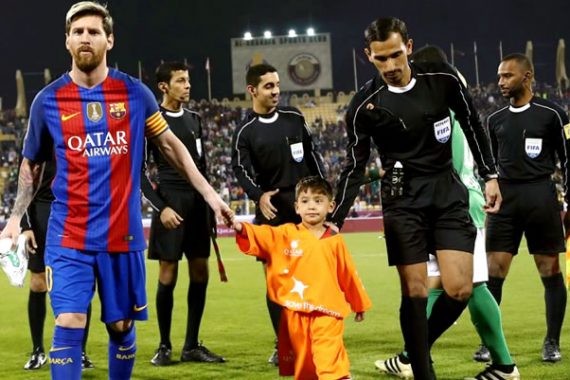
[487,97,569,199]
[231,106,324,202]
[142,106,207,212]
[332,61,497,226]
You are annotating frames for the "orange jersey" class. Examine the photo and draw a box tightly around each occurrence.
[236,223,372,318]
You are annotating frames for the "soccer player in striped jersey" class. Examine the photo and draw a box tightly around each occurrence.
[20,160,94,371]
[0,2,232,379]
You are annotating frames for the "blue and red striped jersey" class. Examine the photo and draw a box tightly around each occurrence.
[23,68,168,252]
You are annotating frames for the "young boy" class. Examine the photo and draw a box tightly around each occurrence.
[234,176,372,379]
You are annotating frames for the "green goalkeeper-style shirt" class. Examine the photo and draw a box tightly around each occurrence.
[451,111,486,229]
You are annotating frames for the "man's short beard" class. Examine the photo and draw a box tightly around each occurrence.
[73,52,104,73]
[504,85,523,99]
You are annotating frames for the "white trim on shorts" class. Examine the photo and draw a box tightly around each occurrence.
[427,228,488,283]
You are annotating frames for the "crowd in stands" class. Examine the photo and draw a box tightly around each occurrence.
[0,111,26,223]
[2,82,569,222]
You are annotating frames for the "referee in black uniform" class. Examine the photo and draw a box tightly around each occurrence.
[231,63,324,365]
[21,159,93,370]
[330,18,500,380]
[143,62,224,366]
[486,53,568,363]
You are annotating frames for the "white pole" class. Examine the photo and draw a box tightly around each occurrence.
[473,41,480,88]
[352,48,358,91]
[206,57,212,101]
[499,40,503,61]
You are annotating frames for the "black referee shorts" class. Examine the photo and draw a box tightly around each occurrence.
[25,201,51,273]
[486,180,564,255]
[253,188,301,226]
[382,171,476,266]
[148,188,211,261]
[253,188,301,263]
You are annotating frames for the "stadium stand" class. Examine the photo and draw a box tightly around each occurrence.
[2,83,569,223]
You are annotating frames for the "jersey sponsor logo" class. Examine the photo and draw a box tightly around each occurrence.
[283,300,341,318]
[434,116,451,143]
[564,123,570,140]
[133,303,148,312]
[525,138,542,158]
[67,131,129,157]
[284,240,303,257]
[109,102,127,120]
[86,102,103,122]
[61,112,81,122]
[290,142,304,163]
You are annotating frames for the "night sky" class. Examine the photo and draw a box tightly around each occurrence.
[1,0,569,108]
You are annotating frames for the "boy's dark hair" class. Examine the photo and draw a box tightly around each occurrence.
[246,63,277,87]
[411,45,448,64]
[364,17,409,47]
[155,61,189,84]
[295,176,333,200]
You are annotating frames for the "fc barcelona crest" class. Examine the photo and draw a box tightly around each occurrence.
[86,102,103,122]
[109,102,127,120]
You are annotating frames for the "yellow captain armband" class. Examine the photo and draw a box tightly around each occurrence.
[145,111,168,138]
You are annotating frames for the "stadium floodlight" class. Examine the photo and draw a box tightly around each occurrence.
[288,29,297,37]
[263,30,272,38]
[306,27,315,36]
[243,31,253,40]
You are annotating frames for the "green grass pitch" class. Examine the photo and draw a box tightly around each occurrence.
[0,232,568,379]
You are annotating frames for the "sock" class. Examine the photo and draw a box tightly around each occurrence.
[428,292,468,348]
[184,281,208,350]
[82,303,92,352]
[487,276,505,305]
[266,294,282,336]
[156,281,175,348]
[541,273,567,343]
[49,325,83,380]
[108,324,136,380]
[400,288,443,360]
[28,290,47,352]
[426,288,444,318]
[400,296,431,380]
[468,284,513,365]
